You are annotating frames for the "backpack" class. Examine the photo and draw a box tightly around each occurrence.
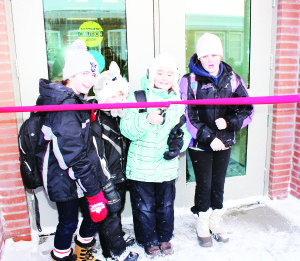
[18,111,45,190]
[18,111,46,232]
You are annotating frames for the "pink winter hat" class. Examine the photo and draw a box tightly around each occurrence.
[196,33,223,59]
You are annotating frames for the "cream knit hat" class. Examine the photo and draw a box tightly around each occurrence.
[196,33,223,59]
[62,39,99,80]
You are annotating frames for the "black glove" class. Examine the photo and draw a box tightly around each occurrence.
[163,127,184,160]
[102,180,122,213]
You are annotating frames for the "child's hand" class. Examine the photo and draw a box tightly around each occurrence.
[215,118,227,130]
[147,110,165,125]
[210,138,226,151]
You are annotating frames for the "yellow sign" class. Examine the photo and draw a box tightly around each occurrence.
[78,21,103,47]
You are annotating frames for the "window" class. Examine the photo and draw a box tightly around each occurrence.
[185,0,251,182]
[43,0,128,83]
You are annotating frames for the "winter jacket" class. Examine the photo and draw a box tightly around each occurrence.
[120,77,192,183]
[179,55,254,151]
[36,79,108,202]
[91,109,127,185]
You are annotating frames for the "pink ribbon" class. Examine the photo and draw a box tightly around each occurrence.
[0,95,299,113]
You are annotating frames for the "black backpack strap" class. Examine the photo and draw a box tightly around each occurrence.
[33,192,42,232]
[134,90,147,113]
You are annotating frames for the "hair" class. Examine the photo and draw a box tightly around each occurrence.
[192,54,201,66]
[60,79,69,86]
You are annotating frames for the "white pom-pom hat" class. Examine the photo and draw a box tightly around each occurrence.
[147,53,180,102]
[63,39,99,80]
[196,33,223,59]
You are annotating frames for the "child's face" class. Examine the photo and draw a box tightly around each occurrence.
[69,71,97,95]
[154,66,174,91]
[104,91,124,103]
[199,54,222,77]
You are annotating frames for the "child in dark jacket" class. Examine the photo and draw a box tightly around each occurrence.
[91,61,139,261]
[37,40,110,261]
[179,33,254,247]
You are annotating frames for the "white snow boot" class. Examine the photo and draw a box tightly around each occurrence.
[209,208,229,243]
[196,208,213,247]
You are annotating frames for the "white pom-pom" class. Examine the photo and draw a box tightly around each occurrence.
[71,39,87,51]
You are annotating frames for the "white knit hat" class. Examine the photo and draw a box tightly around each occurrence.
[147,53,180,101]
[63,39,99,80]
[196,33,223,59]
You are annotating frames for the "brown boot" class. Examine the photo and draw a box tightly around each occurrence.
[74,236,100,261]
[51,249,77,260]
[145,245,161,258]
[159,242,174,255]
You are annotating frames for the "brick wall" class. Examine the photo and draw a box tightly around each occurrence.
[269,0,300,199]
[0,0,31,244]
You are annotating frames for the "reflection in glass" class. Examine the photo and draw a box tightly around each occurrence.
[185,0,251,182]
[43,0,128,85]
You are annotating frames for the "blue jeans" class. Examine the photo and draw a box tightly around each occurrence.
[54,197,99,250]
[129,179,176,248]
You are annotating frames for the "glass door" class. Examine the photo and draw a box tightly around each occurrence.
[158,0,271,206]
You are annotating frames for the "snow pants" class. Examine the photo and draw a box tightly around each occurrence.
[98,182,127,258]
[54,197,99,250]
[129,179,176,248]
[188,148,232,213]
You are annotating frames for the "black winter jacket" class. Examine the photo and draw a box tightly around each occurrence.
[179,56,254,151]
[91,110,127,185]
[36,79,108,202]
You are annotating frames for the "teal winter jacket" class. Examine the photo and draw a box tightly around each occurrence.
[120,78,192,182]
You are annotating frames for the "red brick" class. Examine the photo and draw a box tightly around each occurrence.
[269,175,290,184]
[0,127,18,136]
[0,171,22,180]
[278,3,300,11]
[4,219,30,229]
[271,149,292,158]
[274,80,297,87]
[4,227,31,238]
[277,11,300,19]
[0,91,14,100]
[275,65,298,72]
[290,190,300,199]
[0,100,15,107]
[276,42,298,49]
[275,58,298,64]
[0,195,26,205]
[271,156,292,165]
[3,212,30,222]
[12,235,32,242]
[0,161,20,171]
[0,144,19,154]
[268,189,289,199]
[0,136,18,145]
[276,73,297,80]
[277,26,300,35]
[274,88,297,95]
[0,118,17,127]
[0,72,12,81]
[271,136,294,144]
[0,153,19,162]
[0,63,11,71]
[1,204,28,214]
[269,162,291,171]
[269,182,289,190]
[0,187,25,198]
[272,123,295,131]
[291,176,300,186]
[271,143,293,151]
[0,179,24,189]
[269,169,290,177]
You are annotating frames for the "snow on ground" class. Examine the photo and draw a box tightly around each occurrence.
[2,195,300,261]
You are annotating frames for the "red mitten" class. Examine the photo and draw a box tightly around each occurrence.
[86,190,108,222]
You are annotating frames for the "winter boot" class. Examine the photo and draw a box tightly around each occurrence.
[145,245,161,258]
[124,236,135,247]
[159,242,174,255]
[51,249,77,261]
[108,250,139,261]
[74,236,100,261]
[209,208,229,243]
[196,208,213,247]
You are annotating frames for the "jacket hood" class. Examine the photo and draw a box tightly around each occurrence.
[188,54,224,84]
[37,78,83,105]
